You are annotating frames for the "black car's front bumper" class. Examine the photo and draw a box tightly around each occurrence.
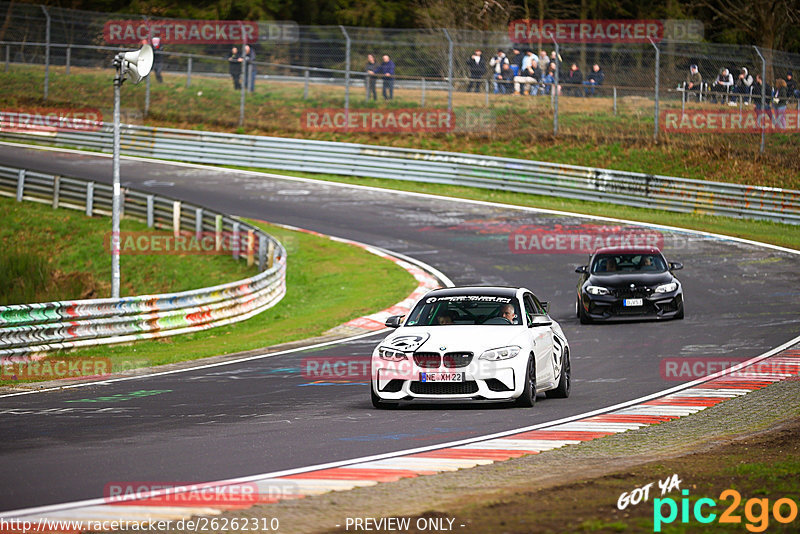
[581,292,683,321]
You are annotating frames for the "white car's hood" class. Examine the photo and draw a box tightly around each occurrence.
[381,326,528,354]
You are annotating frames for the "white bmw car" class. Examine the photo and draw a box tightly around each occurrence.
[371,287,571,408]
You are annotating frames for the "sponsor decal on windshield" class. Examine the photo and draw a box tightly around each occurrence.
[425,296,512,303]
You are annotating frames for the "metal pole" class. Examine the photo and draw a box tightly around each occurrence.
[443,28,453,112]
[753,46,766,154]
[340,26,351,119]
[421,77,426,107]
[65,46,71,76]
[145,73,150,117]
[649,38,660,142]
[304,69,309,99]
[186,56,192,87]
[485,79,489,107]
[111,72,122,298]
[239,25,247,128]
[551,35,559,136]
[41,6,51,101]
[5,45,9,73]
[613,86,618,116]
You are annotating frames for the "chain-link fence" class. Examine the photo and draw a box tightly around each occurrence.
[2,1,799,157]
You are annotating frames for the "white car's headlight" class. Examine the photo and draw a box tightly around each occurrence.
[479,346,521,361]
[377,347,407,361]
[654,282,678,293]
[586,285,611,296]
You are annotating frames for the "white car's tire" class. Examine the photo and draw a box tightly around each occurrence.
[514,354,537,407]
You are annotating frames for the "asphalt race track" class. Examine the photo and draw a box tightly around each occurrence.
[2,144,799,512]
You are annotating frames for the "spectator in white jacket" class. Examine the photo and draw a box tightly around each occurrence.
[489,50,509,93]
[711,67,734,103]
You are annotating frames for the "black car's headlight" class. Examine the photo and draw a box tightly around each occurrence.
[654,282,678,293]
[377,347,407,361]
[586,285,611,296]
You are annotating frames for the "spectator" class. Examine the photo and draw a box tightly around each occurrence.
[732,67,753,104]
[509,48,523,76]
[550,50,562,71]
[565,63,582,96]
[583,63,604,97]
[243,45,256,92]
[753,73,773,125]
[467,49,486,93]
[498,63,514,94]
[514,55,538,95]
[151,37,164,83]
[773,78,788,129]
[379,54,395,100]
[685,64,702,97]
[489,50,509,94]
[538,50,550,72]
[227,46,242,90]
[365,54,378,101]
[711,67,733,103]
[521,50,534,72]
[541,63,556,95]
[786,72,799,98]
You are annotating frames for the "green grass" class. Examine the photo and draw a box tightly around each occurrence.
[1,219,418,385]
[2,65,798,189]
[235,169,800,251]
[0,196,255,304]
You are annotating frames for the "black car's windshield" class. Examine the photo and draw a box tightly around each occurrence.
[591,253,667,274]
[406,295,522,326]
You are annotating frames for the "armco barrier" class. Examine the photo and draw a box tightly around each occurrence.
[0,120,798,224]
[0,165,287,361]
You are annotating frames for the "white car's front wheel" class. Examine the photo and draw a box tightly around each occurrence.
[514,354,537,407]
[371,384,398,409]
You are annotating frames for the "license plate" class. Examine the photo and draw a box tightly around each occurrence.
[624,298,644,307]
[420,372,464,382]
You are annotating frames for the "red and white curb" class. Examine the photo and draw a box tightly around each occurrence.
[5,347,798,531]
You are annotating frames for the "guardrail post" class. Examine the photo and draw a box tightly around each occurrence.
[421,77,426,107]
[215,214,223,251]
[4,45,9,73]
[613,87,618,116]
[246,229,255,267]
[65,46,71,76]
[268,240,275,269]
[195,207,203,240]
[485,79,489,106]
[41,6,51,101]
[303,69,309,99]
[258,236,267,271]
[232,222,240,260]
[52,175,60,209]
[85,182,94,216]
[16,169,25,201]
[146,195,154,227]
[172,200,181,236]
[186,57,192,87]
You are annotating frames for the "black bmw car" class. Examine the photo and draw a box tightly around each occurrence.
[575,247,684,323]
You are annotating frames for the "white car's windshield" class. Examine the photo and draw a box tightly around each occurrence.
[406,295,521,326]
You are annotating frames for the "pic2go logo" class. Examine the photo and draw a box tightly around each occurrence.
[654,489,799,532]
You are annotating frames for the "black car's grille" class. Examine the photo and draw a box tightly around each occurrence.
[443,352,473,368]
[414,352,474,368]
[613,286,653,299]
[414,352,441,368]
[410,381,479,395]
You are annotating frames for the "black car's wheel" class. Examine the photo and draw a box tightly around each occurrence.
[675,303,685,320]
[578,299,592,324]
[546,348,571,399]
[575,297,580,318]
[371,385,398,409]
[515,354,537,407]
